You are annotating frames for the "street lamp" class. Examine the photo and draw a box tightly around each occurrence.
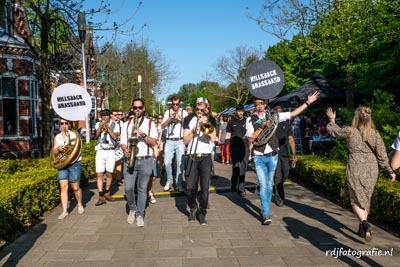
[138,75,142,98]
[78,12,90,144]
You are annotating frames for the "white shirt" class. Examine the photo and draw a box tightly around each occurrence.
[392,131,400,151]
[120,116,158,157]
[55,130,82,161]
[246,111,291,155]
[95,121,120,148]
[186,115,214,154]
[162,108,188,138]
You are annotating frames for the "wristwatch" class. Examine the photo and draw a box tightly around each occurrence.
[142,133,147,138]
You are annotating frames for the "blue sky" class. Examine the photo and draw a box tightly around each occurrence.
[85,0,279,99]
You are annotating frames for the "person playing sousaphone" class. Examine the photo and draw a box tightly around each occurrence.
[52,118,84,220]
[246,93,320,225]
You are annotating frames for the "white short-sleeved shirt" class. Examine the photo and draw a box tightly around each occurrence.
[185,115,214,154]
[95,121,120,148]
[246,111,291,155]
[162,108,188,138]
[55,130,82,161]
[120,117,158,157]
[391,131,400,151]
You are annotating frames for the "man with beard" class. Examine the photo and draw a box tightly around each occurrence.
[120,99,158,227]
[246,92,320,225]
[183,97,216,225]
[161,96,188,191]
[225,104,249,196]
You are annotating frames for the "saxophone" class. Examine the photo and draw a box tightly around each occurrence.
[127,112,139,169]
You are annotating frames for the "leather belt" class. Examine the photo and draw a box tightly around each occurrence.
[190,153,211,158]
[167,137,183,141]
[136,156,151,160]
[263,151,278,157]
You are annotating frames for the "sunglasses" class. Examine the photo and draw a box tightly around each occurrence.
[172,103,180,106]
[117,113,123,116]
[158,117,163,120]
[196,108,205,113]
[132,106,144,110]
[60,122,69,125]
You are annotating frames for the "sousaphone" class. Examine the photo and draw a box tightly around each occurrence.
[245,60,285,145]
[50,83,92,169]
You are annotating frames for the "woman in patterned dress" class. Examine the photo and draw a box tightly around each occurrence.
[326,107,396,242]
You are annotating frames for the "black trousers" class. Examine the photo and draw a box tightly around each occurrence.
[230,138,249,191]
[186,155,212,214]
[273,156,290,200]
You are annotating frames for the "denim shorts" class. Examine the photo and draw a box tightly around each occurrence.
[57,161,82,182]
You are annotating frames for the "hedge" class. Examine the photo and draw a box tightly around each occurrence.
[292,155,400,228]
[0,142,96,242]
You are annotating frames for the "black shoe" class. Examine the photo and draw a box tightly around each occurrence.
[197,212,208,226]
[275,196,283,207]
[188,208,197,222]
[362,220,372,242]
[230,186,237,192]
[357,224,365,238]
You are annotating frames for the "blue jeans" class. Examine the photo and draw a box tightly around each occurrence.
[58,161,82,182]
[164,140,185,187]
[254,154,278,217]
[124,157,152,216]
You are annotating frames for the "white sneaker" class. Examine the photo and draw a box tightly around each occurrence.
[148,192,157,204]
[58,211,69,220]
[163,182,171,191]
[136,215,144,227]
[77,205,85,214]
[127,210,136,224]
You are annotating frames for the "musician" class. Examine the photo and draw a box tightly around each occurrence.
[272,106,297,207]
[246,92,320,225]
[120,98,158,227]
[225,104,249,196]
[94,109,120,206]
[161,95,188,191]
[52,118,84,219]
[183,97,217,225]
[111,109,123,185]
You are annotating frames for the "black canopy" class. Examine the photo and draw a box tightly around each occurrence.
[270,73,346,108]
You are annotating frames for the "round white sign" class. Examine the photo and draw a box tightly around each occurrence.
[51,83,92,121]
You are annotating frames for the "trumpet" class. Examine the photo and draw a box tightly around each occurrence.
[197,112,214,134]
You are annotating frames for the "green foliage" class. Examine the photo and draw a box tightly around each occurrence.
[292,155,400,227]
[0,147,96,241]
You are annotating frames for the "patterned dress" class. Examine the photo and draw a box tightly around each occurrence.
[327,122,390,212]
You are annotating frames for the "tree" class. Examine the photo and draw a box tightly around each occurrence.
[250,0,400,109]
[214,45,262,105]
[13,0,143,154]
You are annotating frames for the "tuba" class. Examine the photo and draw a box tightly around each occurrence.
[251,110,279,146]
[244,60,285,147]
[127,112,139,169]
[50,121,82,169]
[50,83,92,170]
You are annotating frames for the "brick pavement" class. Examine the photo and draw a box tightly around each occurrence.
[1,161,400,266]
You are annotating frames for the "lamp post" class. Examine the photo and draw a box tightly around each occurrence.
[138,75,142,98]
[78,12,90,144]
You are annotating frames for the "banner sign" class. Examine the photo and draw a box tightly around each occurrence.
[245,60,285,99]
[51,83,92,121]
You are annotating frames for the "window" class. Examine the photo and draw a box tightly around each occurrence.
[2,77,17,136]
[30,79,39,137]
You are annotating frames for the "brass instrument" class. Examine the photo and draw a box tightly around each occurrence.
[50,122,82,169]
[199,112,214,134]
[251,110,279,146]
[127,112,139,169]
